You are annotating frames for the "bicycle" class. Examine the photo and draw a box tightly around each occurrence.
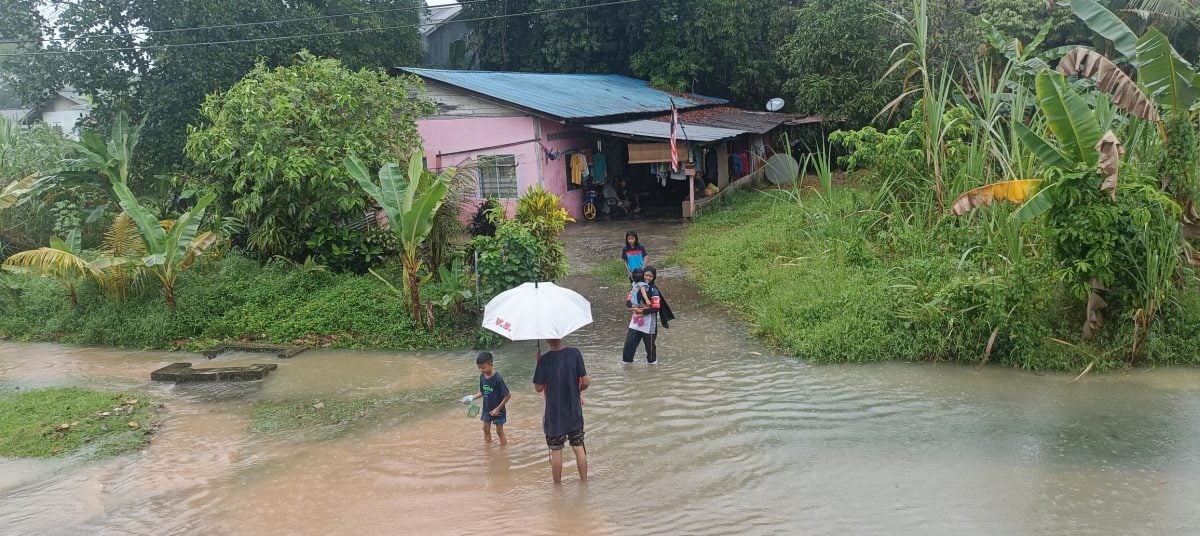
[582,184,600,221]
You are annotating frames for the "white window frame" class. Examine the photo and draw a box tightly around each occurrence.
[477,154,518,198]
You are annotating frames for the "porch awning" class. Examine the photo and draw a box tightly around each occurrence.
[582,119,746,143]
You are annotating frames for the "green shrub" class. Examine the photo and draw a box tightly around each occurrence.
[471,220,544,299]
[0,253,475,350]
[678,189,1200,371]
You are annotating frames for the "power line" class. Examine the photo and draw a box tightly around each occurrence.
[0,0,652,58]
[0,0,499,46]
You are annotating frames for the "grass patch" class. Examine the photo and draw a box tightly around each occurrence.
[678,189,1200,372]
[0,387,159,458]
[588,258,632,287]
[0,255,479,351]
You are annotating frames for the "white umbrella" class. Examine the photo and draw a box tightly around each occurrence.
[481,282,592,341]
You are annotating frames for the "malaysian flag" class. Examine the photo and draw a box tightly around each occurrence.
[669,100,680,172]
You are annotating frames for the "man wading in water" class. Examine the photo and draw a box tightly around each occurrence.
[533,338,590,484]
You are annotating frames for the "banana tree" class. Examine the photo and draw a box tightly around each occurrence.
[344,151,453,326]
[952,71,1129,338]
[110,182,216,310]
[1070,0,1200,215]
[0,111,143,216]
[1,230,107,307]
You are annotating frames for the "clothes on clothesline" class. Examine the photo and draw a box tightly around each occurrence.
[591,153,607,183]
[569,153,588,185]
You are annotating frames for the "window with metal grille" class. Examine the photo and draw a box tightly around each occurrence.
[477,155,518,198]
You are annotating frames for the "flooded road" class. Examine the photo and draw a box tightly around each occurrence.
[3,220,1200,535]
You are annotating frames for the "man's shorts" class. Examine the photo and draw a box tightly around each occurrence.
[481,413,506,426]
[545,428,585,450]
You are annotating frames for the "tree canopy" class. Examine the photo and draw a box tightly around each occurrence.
[0,0,425,175]
[184,52,433,259]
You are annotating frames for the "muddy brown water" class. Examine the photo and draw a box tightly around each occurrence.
[3,220,1200,535]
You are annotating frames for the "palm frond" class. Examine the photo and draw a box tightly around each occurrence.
[426,163,476,269]
[102,213,147,257]
[2,247,93,279]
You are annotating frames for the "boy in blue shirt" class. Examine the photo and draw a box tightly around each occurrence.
[462,352,511,445]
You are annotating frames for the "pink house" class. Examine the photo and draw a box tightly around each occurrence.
[400,68,812,220]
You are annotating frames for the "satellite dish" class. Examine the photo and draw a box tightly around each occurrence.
[766,97,785,112]
[765,154,800,185]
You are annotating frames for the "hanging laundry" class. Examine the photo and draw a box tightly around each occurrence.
[570,153,587,185]
[592,153,607,183]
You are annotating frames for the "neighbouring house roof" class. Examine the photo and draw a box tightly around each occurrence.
[399,67,727,122]
[582,119,746,143]
[419,3,464,38]
[650,106,821,134]
[0,108,30,122]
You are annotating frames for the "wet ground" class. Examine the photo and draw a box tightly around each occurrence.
[2,218,1200,535]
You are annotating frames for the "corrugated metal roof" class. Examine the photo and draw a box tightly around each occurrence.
[650,106,820,134]
[400,68,726,121]
[583,120,745,143]
[419,4,463,38]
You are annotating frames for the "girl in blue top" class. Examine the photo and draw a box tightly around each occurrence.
[621,231,648,281]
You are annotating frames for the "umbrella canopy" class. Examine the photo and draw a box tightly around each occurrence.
[481,282,592,341]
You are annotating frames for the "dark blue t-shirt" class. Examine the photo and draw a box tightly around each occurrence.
[479,372,510,418]
[532,347,587,437]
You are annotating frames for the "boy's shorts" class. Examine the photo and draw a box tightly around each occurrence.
[481,413,506,426]
[545,428,584,450]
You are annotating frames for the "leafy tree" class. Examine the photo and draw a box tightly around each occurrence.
[979,0,1089,48]
[630,0,791,104]
[344,152,454,327]
[186,52,434,259]
[462,0,648,75]
[781,0,899,125]
[0,0,424,175]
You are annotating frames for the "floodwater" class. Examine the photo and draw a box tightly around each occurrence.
[3,221,1200,535]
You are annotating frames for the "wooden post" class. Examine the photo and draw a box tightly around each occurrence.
[689,174,695,219]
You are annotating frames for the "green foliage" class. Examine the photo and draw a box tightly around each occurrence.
[979,0,1088,47]
[471,220,544,299]
[344,151,455,325]
[186,52,434,259]
[0,118,79,253]
[514,184,572,281]
[0,387,158,458]
[1044,168,1181,305]
[0,0,425,173]
[110,182,217,309]
[629,0,791,104]
[781,0,899,125]
[678,190,1200,371]
[424,257,475,315]
[0,254,475,350]
[1156,114,1200,207]
[305,224,396,274]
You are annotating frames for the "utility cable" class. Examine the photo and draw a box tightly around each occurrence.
[0,0,650,57]
[0,0,501,46]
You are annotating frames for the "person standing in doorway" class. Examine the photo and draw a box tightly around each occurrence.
[621,231,648,281]
[533,339,590,484]
[623,266,662,364]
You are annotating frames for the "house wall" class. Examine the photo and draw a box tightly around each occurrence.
[424,81,522,118]
[415,79,598,221]
[40,95,87,139]
[417,114,541,219]
[535,118,592,221]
